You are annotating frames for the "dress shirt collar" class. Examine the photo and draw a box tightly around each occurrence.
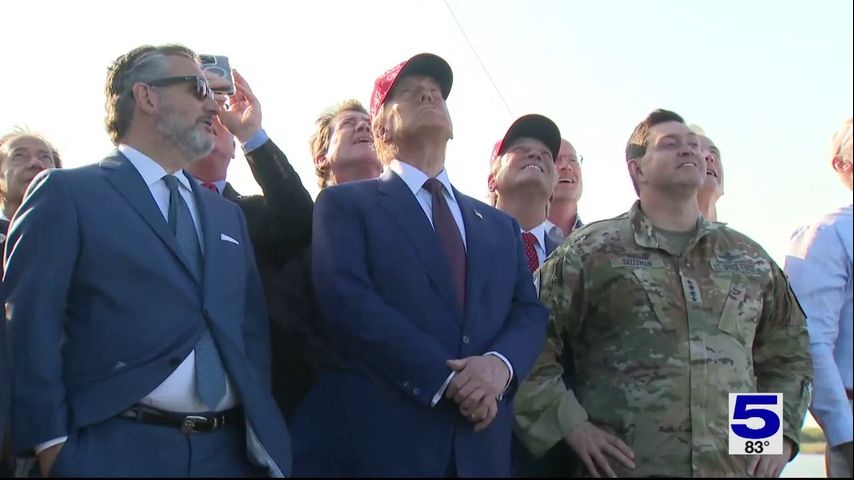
[389,159,458,204]
[118,144,193,191]
[523,221,549,250]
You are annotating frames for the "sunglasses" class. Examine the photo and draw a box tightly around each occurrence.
[147,75,212,100]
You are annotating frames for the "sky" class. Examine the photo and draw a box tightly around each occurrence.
[2,0,852,266]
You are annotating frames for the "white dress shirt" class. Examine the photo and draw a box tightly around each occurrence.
[389,160,467,249]
[36,146,240,454]
[35,144,237,454]
[523,221,549,266]
[785,204,853,447]
[119,144,237,414]
[387,160,513,407]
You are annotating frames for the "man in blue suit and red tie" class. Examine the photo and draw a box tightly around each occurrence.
[290,53,549,477]
[486,117,585,476]
[3,44,290,477]
[487,114,564,270]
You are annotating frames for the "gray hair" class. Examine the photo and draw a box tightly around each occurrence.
[830,116,853,165]
[104,44,198,145]
[0,125,61,168]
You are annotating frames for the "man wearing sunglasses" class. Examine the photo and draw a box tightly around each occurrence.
[3,44,290,477]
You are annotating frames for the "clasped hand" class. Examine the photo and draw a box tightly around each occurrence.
[444,355,509,432]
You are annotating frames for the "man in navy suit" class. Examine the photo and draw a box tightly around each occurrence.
[290,53,549,477]
[487,114,564,270]
[3,44,290,477]
[0,129,62,476]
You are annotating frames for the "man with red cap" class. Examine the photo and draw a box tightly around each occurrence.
[290,53,548,477]
[487,114,562,273]
[486,117,583,476]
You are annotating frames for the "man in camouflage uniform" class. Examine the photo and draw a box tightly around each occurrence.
[515,109,812,478]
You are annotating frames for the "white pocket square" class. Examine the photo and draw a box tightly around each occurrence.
[220,233,240,245]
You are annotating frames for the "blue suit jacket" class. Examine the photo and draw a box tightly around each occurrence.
[2,152,291,476]
[0,217,9,466]
[291,170,549,477]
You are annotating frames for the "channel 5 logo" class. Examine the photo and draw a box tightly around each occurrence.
[728,393,783,455]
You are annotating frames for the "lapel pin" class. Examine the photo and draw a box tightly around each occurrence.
[474,210,483,219]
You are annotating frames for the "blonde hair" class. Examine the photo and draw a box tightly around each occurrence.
[370,103,399,166]
[830,117,853,165]
[488,156,502,206]
[309,99,369,189]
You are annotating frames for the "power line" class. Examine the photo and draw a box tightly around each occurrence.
[442,0,515,120]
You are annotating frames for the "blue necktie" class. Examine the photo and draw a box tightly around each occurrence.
[163,175,227,410]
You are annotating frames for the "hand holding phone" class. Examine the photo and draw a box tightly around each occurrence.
[200,54,235,95]
[214,69,263,143]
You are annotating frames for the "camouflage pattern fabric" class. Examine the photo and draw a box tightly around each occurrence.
[515,201,813,477]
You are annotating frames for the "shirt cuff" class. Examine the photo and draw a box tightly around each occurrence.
[35,436,68,455]
[241,128,269,153]
[431,371,456,407]
[485,351,514,399]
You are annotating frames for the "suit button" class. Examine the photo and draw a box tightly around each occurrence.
[413,388,421,396]
[170,357,182,366]
[462,335,470,344]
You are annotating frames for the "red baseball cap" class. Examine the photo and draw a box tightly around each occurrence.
[490,114,562,165]
[370,53,453,120]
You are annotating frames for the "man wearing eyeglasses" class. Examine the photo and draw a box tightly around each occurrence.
[689,125,724,222]
[186,69,312,267]
[185,70,314,423]
[3,44,290,477]
[546,138,584,238]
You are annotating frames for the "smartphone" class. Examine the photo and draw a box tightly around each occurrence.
[200,54,235,95]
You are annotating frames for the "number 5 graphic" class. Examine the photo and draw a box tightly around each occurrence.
[731,395,780,440]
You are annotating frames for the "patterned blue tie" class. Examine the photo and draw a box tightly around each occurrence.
[163,175,227,410]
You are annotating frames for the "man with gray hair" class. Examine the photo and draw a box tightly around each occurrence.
[689,125,724,221]
[0,127,62,476]
[3,44,290,477]
[785,116,853,478]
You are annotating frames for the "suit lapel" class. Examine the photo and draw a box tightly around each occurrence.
[377,170,461,319]
[101,152,197,281]
[455,190,489,320]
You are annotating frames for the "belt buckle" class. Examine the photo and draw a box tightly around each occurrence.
[181,415,209,434]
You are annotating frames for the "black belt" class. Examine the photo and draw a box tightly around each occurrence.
[119,405,242,434]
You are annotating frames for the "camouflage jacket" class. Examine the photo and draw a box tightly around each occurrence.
[515,201,812,478]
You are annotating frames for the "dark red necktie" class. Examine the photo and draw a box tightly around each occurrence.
[201,182,219,193]
[522,231,539,272]
[423,178,466,309]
